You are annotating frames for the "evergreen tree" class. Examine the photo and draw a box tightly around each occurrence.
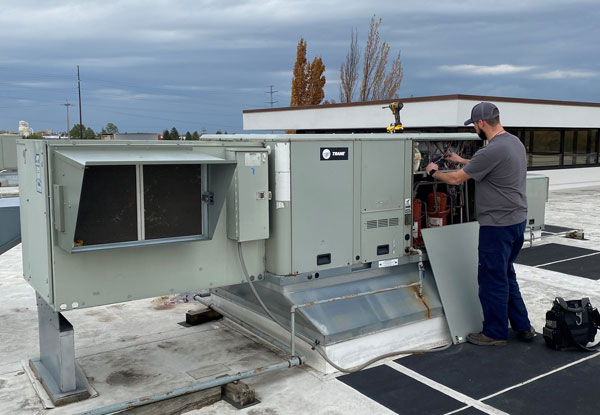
[162,129,170,140]
[185,131,192,141]
[192,131,200,140]
[170,127,180,140]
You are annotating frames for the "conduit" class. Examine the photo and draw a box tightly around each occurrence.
[75,357,303,415]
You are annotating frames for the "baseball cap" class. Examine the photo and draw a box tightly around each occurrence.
[464,102,500,125]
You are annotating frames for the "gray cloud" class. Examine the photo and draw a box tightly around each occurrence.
[0,0,598,132]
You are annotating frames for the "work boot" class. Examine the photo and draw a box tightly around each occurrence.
[517,325,536,341]
[467,332,507,346]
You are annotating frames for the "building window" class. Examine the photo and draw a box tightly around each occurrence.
[530,130,561,167]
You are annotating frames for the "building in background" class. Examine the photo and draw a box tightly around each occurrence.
[18,121,33,137]
[243,94,600,189]
[102,132,160,141]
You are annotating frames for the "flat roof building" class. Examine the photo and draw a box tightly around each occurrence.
[243,94,600,189]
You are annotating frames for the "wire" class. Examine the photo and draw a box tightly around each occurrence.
[235,242,452,374]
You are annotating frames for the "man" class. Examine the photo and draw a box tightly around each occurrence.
[425,102,535,346]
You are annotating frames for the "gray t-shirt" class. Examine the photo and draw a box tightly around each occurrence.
[463,132,527,226]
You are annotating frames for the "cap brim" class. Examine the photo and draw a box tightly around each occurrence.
[464,118,473,126]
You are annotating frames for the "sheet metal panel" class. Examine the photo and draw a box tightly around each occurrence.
[422,222,482,343]
[54,148,233,166]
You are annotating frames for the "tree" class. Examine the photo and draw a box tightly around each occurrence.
[307,57,326,105]
[185,131,192,141]
[102,123,119,134]
[340,16,403,102]
[84,127,96,139]
[162,129,170,140]
[192,131,200,140]
[291,38,308,107]
[69,124,97,139]
[169,127,180,141]
[339,28,360,103]
[290,38,326,106]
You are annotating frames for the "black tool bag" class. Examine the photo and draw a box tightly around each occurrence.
[543,297,600,351]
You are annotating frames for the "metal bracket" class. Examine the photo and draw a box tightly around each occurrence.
[202,191,215,205]
[31,294,91,406]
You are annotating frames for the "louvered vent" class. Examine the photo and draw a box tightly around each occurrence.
[366,217,400,229]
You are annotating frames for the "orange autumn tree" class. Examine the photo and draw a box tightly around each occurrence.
[290,38,326,106]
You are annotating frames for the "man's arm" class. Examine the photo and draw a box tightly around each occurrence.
[425,162,471,185]
[445,152,470,165]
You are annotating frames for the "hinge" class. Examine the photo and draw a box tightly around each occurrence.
[202,191,214,205]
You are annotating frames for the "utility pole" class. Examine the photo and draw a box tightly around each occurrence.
[77,65,83,139]
[265,85,278,108]
[64,99,72,139]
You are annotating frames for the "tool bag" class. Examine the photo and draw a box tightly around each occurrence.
[543,297,600,350]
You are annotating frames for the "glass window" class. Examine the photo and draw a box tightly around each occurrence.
[530,130,561,167]
[575,130,589,153]
[532,130,561,153]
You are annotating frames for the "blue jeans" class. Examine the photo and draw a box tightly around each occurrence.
[478,220,530,340]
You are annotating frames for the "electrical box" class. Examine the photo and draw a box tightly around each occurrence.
[226,148,270,242]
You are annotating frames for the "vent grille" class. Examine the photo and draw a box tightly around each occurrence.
[366,217,400,229]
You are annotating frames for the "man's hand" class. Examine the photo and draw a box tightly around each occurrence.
[445,152,467,164]
[425,162,438,176]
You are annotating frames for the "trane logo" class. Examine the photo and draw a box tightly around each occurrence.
[320,147,349,161]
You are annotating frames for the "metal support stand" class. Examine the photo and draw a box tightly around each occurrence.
[29,294,90,406]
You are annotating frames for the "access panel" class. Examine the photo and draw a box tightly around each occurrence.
[290,141,354,273]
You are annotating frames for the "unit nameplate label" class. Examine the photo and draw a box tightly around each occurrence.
[320,147,349,161]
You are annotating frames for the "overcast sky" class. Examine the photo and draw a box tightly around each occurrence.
[1,0,599,134]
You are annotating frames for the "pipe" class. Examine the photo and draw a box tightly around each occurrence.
[408,248,425,297]
[76,357,303,415]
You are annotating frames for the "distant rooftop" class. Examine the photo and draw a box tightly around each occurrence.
[243,94,600,131]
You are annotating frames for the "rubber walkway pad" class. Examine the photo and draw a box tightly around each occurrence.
[515,243,597,266]
[338,364,464,415]
[541,252,600,280]
[395,332,586,399]
[543,224,576,234]
[453,407,488,414]
[484,354,600,414]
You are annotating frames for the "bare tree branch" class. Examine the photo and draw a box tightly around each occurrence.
[339,28,360,103]
[360,16,382,101]
[353,15,403,102]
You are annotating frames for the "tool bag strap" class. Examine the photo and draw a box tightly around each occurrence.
[555,297,588,313]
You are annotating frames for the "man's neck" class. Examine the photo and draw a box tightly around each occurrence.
[487,125,506,141]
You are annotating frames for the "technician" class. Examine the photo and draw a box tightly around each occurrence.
[425,102,535,346]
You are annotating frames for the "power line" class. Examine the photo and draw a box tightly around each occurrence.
[265,85,278,108]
